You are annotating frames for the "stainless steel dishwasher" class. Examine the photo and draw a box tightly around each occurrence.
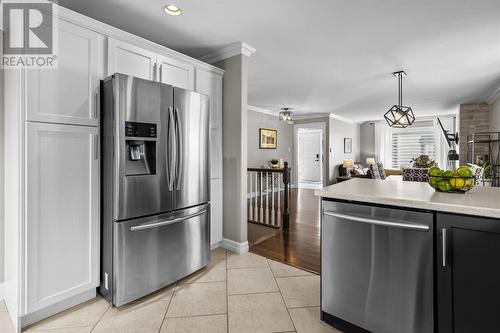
[321,200,434,333]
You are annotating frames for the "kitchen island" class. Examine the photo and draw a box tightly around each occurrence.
[315,178,500,333]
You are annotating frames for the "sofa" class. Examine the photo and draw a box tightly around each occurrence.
[338,162,402,180]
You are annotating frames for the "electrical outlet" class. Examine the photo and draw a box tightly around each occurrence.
[104,273,109,290]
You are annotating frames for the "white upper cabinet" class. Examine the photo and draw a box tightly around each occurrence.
[195,69,223,129]
[107,38,156,80]
[25,19,104,126]
[157,55,195,90]
[25,122,99,314]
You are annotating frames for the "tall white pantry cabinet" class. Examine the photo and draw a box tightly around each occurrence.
[3,5,224,331]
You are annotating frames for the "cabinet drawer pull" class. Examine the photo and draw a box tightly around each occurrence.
[442,228,447,267]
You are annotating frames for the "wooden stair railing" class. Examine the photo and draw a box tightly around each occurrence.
[247,162,290,230]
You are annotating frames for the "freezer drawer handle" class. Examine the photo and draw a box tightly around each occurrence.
[129,210,207,232]
[323,211,430,231]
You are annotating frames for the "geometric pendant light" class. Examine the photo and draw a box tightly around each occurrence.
[384,71,415,128]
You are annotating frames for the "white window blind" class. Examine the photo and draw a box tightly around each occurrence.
[391,129,436,168]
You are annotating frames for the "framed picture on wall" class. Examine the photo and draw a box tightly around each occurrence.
[259,128,277,149]
[344,138,352,153]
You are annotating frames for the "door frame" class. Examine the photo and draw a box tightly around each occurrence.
[294,122,327,188]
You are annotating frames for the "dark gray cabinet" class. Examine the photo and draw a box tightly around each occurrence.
[437,213,500,333]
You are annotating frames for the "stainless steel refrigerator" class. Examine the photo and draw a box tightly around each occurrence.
[100,73,210,306]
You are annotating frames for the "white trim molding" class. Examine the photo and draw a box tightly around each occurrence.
[200,42,256,64]
[247,105,278,117]
[21,289,96,328]
[0,282,4,302]
[293,113,330,120]
[488,85,500,104]
[329,112,358,124]
[220,238,249,255]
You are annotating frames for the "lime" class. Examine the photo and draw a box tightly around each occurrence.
[438,179,453,192]
[429,166,442,176]
[457,166,473,178]
[443,171,454,178]
[464,178,474,188]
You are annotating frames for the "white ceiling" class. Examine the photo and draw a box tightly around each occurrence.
[60,0,500,122]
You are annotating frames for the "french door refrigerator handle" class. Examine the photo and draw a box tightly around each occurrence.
[167,106,175,191]
[174,107,183,190]
[442,228,447,267]
[323,211,430,231]
[130,210,207,232]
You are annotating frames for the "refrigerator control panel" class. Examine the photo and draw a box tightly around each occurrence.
[125,122,157,138]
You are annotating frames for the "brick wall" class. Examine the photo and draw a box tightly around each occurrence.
[459,103,490,165]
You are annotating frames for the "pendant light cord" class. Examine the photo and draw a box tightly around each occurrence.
[398,72,402,108]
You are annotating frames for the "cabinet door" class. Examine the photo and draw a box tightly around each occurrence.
[210,179,223,246]
[157,55,194,90]
[195,69,222,128]
[25,122,99,314]
[107,38,157,81]
[437,213,500,333]
[210,128,222,179]
[26,19,104,126]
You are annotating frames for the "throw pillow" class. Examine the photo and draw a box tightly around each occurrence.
[352,164,365,176]
[369,162,386,180]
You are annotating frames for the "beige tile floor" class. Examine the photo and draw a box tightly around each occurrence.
[0,249,342,333]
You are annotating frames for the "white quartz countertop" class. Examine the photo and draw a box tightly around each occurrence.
[315,178,500,219]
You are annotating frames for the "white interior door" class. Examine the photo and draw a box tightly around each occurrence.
[298,130,322,183]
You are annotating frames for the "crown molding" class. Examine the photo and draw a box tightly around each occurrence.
[199,42,256,64]
[292,113,329,120]
[329,113,358,124]
[247,105,278,117]
[488,85,500,104]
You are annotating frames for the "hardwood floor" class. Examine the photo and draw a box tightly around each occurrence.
[249,188,321,274]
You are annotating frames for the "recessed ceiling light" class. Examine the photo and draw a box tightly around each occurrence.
[164,4,182,16]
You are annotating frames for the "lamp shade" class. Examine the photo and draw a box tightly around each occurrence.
[342,159,354,168]
[366,158,375,165]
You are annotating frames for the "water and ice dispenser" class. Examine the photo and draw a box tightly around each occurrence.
[125,121,157,176]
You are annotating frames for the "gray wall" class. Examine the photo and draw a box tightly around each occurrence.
[215,54,249,245]
[329,117,361,181]
[294,117,330,186]
[247,110,293,169]
[491,92,500,132]
[0,32,4,282]
[360,122,375,164]
[294,116,360,185]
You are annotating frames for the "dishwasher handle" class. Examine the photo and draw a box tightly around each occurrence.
[130,210,207,232]
[323,211,430,231]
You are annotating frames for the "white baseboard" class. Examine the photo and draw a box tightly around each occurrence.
[21,288,96,328]
[210,242,221,250]
[0,282,4,302]
[220,238,249,254]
